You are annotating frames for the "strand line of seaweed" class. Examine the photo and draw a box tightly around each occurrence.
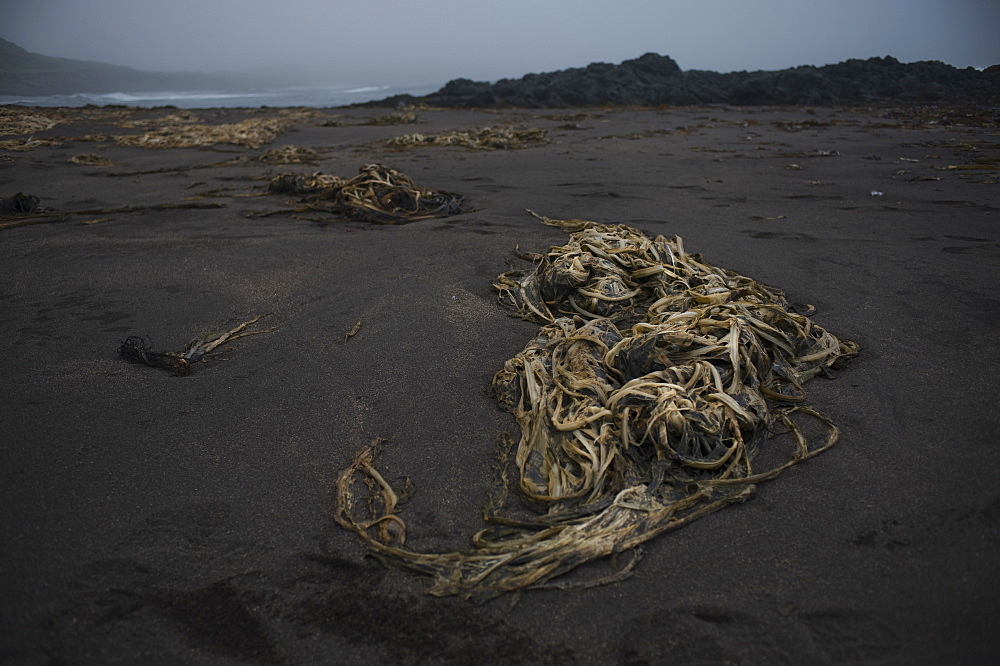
[336,211,859,600]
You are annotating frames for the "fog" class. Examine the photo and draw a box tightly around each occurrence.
[2,0,997,87]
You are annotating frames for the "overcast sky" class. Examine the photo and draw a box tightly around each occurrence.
[2,0,997,87]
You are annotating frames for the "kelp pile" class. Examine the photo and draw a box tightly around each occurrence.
[257,145,320,165]
[69,153,112,167]
[0,137,62,152]
[118,315,275,376]
[117,110,200,129]
[336,212,858,600]
[113,117,291,149]
[362,111,419,126]
[266,163,465,223]
[0,192,41,215]
[385,126,548,151]
[0,107,60,135]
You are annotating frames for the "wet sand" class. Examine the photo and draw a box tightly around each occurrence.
[1,104,998,663]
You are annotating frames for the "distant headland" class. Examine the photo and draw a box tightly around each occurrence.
[0,38,237,96]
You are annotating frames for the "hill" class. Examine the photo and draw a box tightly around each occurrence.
[0,38,234,96]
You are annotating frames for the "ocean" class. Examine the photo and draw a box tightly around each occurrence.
[0,83,442,109]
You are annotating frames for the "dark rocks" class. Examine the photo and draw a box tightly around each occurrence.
[399,53,999,108]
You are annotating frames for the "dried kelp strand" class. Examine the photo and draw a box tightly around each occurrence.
[118,335,192,376]
[119,315,276,376]
[0,201,226,230]
[336,212,859,600]
[343,318,363,343]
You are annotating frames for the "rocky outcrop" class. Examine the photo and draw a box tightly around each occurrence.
[381,53,998,108]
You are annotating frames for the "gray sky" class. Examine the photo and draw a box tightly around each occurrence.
[2,0,997,86]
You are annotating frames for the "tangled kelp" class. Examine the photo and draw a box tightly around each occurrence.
[266,164,465,224]
[0,137,62,152]
[0,107,60,135]
[0,192,41,215]
[385,126,548,151]
[117,110,200,129]
[268,171,344,195]
[257,145,320,165]
[113,117,291,149]
[118,315,275,376]
[336,212,859,600]
[362,111,419,126]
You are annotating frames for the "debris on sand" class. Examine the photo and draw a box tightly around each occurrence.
[118,315,276,376]
[113,117,292,149]
[385,126,548,151]
[362,111,419,126]
[69,153,113,167]
[0,108,60,135]
[343,318,363,343]
[267,171,344,196]
[0,137,62,152]
[117,110,201,129]
[0,192,41,215]
[0,200,225,230]
[265,164,465,224]
[336,211,858,599]
[257,145,320,165]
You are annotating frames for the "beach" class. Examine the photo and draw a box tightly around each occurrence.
[1,103,998,663]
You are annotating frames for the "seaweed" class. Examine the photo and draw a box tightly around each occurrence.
[361,111,419,126]
[69,153,113,167]
[265,164,465,224]
[0,108,60,135]
[118,315,276,376]
[336,212,859,600]
[257,145,320,165]
[0,201,225,230]
[113,117,292,149]
[0,137,62,152]
[0,192,40,215]
[384,126,548,151]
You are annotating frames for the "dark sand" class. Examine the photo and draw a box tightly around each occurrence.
[1,104,998,663]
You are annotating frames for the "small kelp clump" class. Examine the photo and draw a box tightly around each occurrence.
[385,126,548,150]
[117,110,201,129]
[336,212,859,599]
[267,172,344,195]
[114,117,291,149]
[69,153,113,167]
[119,315,275,376]
[257,144,320,165]
[266,163,465,223]
[0,192,41,215]
[362,111,419,126]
